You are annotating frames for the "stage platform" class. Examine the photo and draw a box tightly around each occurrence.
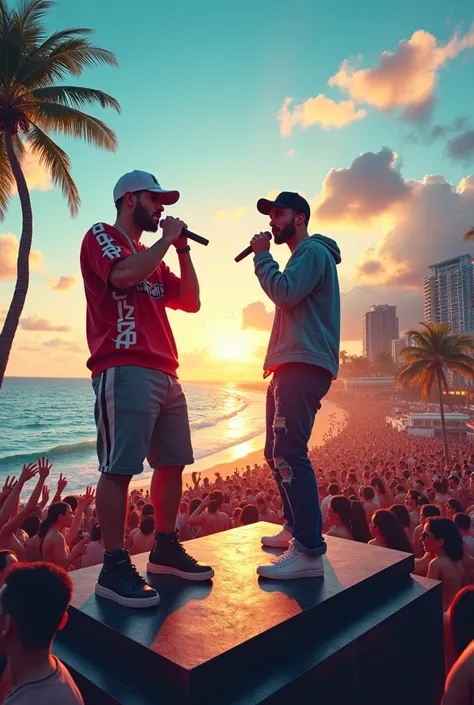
[54,522,445,705]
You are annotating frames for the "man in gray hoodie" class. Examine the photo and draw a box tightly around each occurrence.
[249,192,341,580]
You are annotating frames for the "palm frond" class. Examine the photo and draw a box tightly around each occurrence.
[443,362,474,380]
[395,359,431,387]
[26,122,79,215]
[12,27,93,87]
[399,362,438,401]
[420,366,438,399]
[442,351,474,366]
[15,0,53,44]
[17,37,118,89]
[0,137,15,221]
[28,85,120,112]
[445,334,474,353]
[34,101,118,151]
[0,0,10,19]
[399,345,432,361]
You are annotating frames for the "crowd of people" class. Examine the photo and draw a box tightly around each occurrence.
[2,394,474,701]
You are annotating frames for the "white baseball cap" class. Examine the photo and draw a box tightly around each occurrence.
[113,170,180,205]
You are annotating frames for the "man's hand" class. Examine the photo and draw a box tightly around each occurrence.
[250,232,271,255]
[37,457,52,480]
[19,463,39,485]
[161,216,188,248]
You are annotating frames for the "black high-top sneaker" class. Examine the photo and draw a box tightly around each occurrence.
[95,549,160,608]
[147,531,214,581]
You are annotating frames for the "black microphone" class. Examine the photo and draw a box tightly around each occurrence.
[160,223,209,246]
[234,232,272,262]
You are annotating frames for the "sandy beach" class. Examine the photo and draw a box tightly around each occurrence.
[130,398,346,493]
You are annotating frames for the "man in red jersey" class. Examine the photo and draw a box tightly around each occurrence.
[80,170,213,609]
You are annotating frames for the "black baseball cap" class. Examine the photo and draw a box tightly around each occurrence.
[257,191,310,222]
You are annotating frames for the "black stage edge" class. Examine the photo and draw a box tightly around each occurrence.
[54,522,445,705]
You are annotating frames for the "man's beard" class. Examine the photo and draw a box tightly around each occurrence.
[132,201,158,232]
[273,218,296,244]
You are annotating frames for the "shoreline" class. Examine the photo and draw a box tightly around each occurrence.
[130,399,346,493]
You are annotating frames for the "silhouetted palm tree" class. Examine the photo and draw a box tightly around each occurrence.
[0,0,120,387]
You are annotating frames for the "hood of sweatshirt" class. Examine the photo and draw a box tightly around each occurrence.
[308,234,342,264]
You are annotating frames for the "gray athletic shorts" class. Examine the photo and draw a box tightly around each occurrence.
[92,366,194,475]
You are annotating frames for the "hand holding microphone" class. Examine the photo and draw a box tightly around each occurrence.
[160,216,209,247]
[234,232,272,262]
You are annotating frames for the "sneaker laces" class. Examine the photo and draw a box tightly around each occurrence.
[273,542,300,567]
[116,556,147,588]
[171,536,198,565]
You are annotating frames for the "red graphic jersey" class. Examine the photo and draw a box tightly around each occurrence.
[80,222,182,378]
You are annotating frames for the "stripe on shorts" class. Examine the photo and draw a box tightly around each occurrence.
[98,369,114,469]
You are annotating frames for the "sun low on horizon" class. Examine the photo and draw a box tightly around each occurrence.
[1,0,473,383]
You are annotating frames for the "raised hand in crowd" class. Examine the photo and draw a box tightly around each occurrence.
[0,460,51,560]
[51,472,68,505]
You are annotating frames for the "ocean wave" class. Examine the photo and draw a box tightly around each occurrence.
[0,439,95,466]
[190,400,248,430]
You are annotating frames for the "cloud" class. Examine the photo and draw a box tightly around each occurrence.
[447,130,474,163]
[277,95,366,136]
[315,147,412,227]
[17,344,42,352]
[241,301,274,331]
[0,233,44,280]
[20,148,52,192]
[329,26,474,121]
[407,116,470,145]
[214,206,248,223]
[48,275,77,292]
[42,338,86,353]
[20,315,71,332]
[354,173,474,287]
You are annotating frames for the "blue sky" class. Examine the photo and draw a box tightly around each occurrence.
[1,0,474,378]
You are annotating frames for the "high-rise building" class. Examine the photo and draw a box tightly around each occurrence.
[362,305,399,360]
[423,254,474,334]
[392,335,414,369]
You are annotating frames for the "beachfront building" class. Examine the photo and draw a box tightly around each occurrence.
[391,335,414,369]
[424,255,474,390]
[423,254,474,334]
[362,305,399,360]
[386,412,470,440]
[342,377,395,399]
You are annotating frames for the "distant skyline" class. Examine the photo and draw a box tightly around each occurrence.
[1,0,474,380]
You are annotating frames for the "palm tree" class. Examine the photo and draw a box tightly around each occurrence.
[395,322,474,465]
[0,0,119,387]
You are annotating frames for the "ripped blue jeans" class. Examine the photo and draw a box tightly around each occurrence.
[264,363,332,557]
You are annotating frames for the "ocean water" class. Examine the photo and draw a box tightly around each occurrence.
[0,378,266,494]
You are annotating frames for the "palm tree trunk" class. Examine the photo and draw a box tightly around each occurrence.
[0,130,33,389]
[437,369,450,469]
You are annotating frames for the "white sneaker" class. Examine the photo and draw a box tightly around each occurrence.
[261,527,292,548]
[257,540,324,580]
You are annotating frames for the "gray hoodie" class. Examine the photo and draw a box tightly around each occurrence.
[253,234,341,378]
